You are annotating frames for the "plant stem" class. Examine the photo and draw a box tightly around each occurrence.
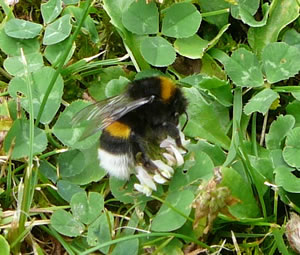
[251,113,258,157]
[0,91,9,96]
[13,49,35,253]
[202,8,230,17]
[260,111,268,146]
[273,188,278,222]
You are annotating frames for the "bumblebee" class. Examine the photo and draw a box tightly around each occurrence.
[73,76,188,180]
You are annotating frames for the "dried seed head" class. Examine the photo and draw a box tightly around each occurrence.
[286,213,300,253]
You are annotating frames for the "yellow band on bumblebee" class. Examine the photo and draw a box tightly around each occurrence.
[105,121,131,138]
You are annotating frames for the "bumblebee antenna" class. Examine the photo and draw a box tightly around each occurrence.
[181,111,189,131]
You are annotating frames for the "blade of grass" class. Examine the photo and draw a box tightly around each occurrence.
[0,0,14,20]
[272,228,290,255]
[223,87,243,167]
[81,232,213,255]
[4,158,12,208]
[10,220,35,249]
[35,0,92,126]
[61,56,130,76]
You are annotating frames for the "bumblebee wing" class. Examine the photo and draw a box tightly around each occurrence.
[72,94,154,139]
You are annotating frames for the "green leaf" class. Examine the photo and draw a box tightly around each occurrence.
[111,239,139,255]
[248,157,274,195]
[44,38,76,67]
[181,74,229,89]
[170,149,214,192]
[231,0,259,18]
[244,88,279,115]
[0,235,10,255]
[283,127,300,168]
[151,190,194,231]
[287,101,300,127]
[43,14,72,45]
[160,239,183,255]
[87,212,114,253]
[0,28,39,56]
[88,67,128,101]
[239,4,269,27]
[103,0,134,32]
[63,0,79,4]
[52,101,100,150]
[8,67,64,124]
[275,166,300,193]
[174,35,208,59]
[3,52,43,76]
[51,209,85,237]
[183,87,230,149]
[224,48,264,87]
[41,0,62,24]
[4,19,42,39]
[3,119,47,159]
[63,143,106,185]
[58,150,85,178]
[39,160,58,183]
[270,149,288,169]
[71,192,104,225]
[162,2,201,38]
[265,115,295,150]
[248,0,299,55]
[122,1,159,35]
[109,178,135,204]
[180,74,232,107]
[282,29,300,51]
[57,180,85,202]
[262,42,300,83]
[105,76,130,98]
[191,140,226,166]
[222,167,260,218]
[232,1,269,28]
[140,36,176,67]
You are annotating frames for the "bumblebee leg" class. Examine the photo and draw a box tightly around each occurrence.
[131,132,157,172]
[162,122,187,151]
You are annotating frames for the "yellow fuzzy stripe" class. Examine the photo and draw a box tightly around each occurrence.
[105,121,131,138]
[160,77,176,101]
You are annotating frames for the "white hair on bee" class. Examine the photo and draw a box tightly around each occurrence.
[98,149,134,180]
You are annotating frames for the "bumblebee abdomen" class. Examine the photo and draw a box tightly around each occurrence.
[99,121,134,180]
[100,121,131,154]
